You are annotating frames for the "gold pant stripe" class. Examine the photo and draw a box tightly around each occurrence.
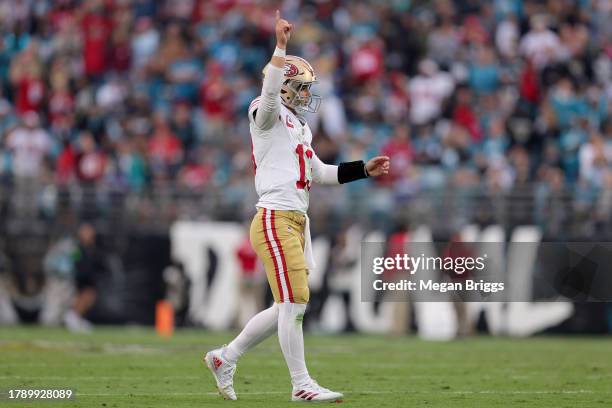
[250,208,310,304]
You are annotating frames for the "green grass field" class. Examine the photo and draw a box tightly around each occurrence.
[0,327,611,407]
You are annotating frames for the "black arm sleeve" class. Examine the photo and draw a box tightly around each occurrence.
[338,160,368,184]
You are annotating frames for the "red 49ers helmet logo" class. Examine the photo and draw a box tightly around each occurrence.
[284,63,299,77]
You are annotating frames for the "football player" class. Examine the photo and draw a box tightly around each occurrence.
[204,10,390,403]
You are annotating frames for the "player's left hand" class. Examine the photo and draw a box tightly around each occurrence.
[365,156,390,177]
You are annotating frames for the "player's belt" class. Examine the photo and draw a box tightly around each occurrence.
[268,209,306,226]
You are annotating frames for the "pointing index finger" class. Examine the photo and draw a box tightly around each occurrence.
[276,9,280,21]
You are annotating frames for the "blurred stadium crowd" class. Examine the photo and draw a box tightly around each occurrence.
[0,0,611,332]
[0,0,610,236]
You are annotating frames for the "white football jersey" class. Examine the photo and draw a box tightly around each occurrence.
[249,96,315,213]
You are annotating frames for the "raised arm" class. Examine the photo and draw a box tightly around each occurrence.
[252,11,293,130]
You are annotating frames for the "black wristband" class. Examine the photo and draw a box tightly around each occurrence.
[338,160,368,184]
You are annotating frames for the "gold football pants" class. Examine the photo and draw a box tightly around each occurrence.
[250,208,309,304]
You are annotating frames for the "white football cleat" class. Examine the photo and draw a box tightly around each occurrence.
[291,379,343,402]
[204,347,237,400]
[63,310,93,333]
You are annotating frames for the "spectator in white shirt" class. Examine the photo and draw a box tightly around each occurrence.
[6,111,51,179]
[519,14,568,70]
[5,111,51,217]
[408,59,454,125]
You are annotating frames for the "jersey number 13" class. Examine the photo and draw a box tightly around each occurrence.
[295,144,313,191]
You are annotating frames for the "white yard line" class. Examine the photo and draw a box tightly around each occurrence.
[0,376,201,380]
[68,389,605,397]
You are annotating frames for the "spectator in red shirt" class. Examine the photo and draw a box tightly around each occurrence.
[235,231,264,327]
[110,26,132,73]
[56,140,77,186]
[50,0,77,33]
[178,149,213,192]
[380,124,414,185]
[81,0,112,79]
[76,131,107,184]
[148,113,183,180]
[48,69,74,126]
[384,222,412,336]
[519,59,541,105]
[350,38,384,83]
[200,61,234,121]
[461,15,489,46]
[452,86,482,143]
[10,45,45,116]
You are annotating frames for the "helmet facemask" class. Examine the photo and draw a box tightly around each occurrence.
[282,79,321,114]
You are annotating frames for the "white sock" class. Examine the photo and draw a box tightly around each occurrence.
[278,302,311,388]
[223,303,279,364]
